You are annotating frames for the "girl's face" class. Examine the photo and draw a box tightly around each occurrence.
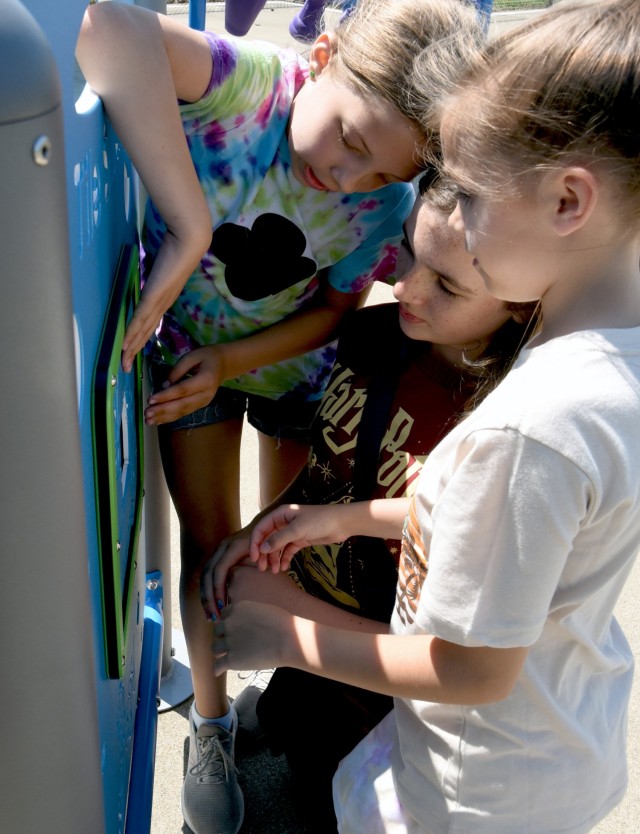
[393,199,513,366]
[288,70,421,194]
[442,129,557,304]
[447,184,553,304]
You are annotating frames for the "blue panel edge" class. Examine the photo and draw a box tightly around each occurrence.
[125,570,164,834]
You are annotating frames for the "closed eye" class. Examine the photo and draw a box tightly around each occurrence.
[339,128,362,154]
[438,277,457,297]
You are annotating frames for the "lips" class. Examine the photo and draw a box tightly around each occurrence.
[399,305,424,325]
[303,165,329,191]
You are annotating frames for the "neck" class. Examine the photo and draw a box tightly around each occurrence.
[536,233,640,344]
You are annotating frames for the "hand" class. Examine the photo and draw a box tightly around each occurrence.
[122,224,213,373]
[144,344,226,425]
[200,528,253,619]
[212,600,292,676]
[122,268,185,373]
[249,503,351,572]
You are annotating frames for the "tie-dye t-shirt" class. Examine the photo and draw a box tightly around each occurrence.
[142,32,414,401]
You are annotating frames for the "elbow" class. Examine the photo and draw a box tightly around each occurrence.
[76,3,128,94]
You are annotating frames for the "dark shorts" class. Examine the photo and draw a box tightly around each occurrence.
[150,362,319,442]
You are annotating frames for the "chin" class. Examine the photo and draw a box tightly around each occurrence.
[398,317,429,341]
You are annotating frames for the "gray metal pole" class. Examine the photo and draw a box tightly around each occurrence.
[133,0,195,708]
[0,1,105,831]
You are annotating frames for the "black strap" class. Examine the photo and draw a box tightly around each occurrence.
[352,340,410,501]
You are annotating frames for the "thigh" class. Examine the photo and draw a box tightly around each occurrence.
[257,431,309,506]
[246,392,318,505]
[158,418,244,561]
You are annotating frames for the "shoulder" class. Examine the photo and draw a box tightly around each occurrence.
[205,32,306,94]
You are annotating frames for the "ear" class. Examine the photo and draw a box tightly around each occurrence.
[308,32,337,79]
[549,167,598,237]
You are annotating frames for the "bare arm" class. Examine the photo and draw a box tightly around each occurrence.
[249,497,410,568]
[144,282,366,424]
[213,600,529,704]
[200,493,409,613]
[77,3,213,370]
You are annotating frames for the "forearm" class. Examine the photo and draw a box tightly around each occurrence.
[213,296,357,382]
[78,4,212,259]
[344,497,410,540]
[309,497,409,542]
[283,618,527,704]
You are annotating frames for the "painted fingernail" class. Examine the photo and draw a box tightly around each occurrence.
[217,599,224,611]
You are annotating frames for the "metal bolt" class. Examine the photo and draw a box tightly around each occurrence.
[116,541,121,552]
[146,578,159,591]
[33,135,51,166]
[111,374,117,387]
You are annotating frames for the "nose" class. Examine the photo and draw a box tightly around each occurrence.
[331,161,384,194]
[393,266,425,305]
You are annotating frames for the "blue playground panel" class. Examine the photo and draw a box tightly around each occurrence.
[1,1,160,832]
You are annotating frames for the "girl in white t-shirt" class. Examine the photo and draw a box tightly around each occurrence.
[211,1,640,831]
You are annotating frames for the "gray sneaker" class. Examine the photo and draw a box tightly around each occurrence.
[233,669,274,741]
[182,705,244,834]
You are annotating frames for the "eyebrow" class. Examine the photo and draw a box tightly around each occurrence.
[402,219,475,295]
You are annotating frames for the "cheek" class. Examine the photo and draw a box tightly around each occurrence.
[468,305,511,340]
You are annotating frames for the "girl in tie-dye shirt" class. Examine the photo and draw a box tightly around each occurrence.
[78,3,481,832]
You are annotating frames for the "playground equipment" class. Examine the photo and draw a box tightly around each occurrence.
[0,0,167,831]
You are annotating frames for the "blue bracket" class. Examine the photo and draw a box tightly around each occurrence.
[125,571,164,834]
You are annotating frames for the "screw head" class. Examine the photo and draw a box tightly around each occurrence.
[33,135,51,166]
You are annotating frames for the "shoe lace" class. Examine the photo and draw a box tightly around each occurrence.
[192,732,238,783]
[238,668,273,693]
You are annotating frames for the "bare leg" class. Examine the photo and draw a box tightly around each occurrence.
[159,418,243,718]
[257,430,309,508]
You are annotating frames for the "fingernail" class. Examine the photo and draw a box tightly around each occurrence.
[217,599,224,611]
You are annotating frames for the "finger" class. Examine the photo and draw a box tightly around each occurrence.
[122,315,157,371]
[209,541,229,605]
[268,550,284,574]
[279,551,295,573]
[144,393,205,425]
[165,352,202,384]
[147,374,200,405]
[200,562,217,620]
[212,656,229,677]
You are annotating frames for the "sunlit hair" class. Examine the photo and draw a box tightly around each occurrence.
[416,168,541,413]
[329,0,483,158]
[439,0,640,214]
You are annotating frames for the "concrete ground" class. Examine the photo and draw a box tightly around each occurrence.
[151,5,640,833]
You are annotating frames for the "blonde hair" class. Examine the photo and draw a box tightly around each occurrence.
[440,0,640,212]
[329,0,483,153]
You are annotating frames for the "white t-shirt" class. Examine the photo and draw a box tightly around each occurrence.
[337,328,640,834]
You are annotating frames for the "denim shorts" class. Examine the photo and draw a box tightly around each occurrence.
[150,362,319,442]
